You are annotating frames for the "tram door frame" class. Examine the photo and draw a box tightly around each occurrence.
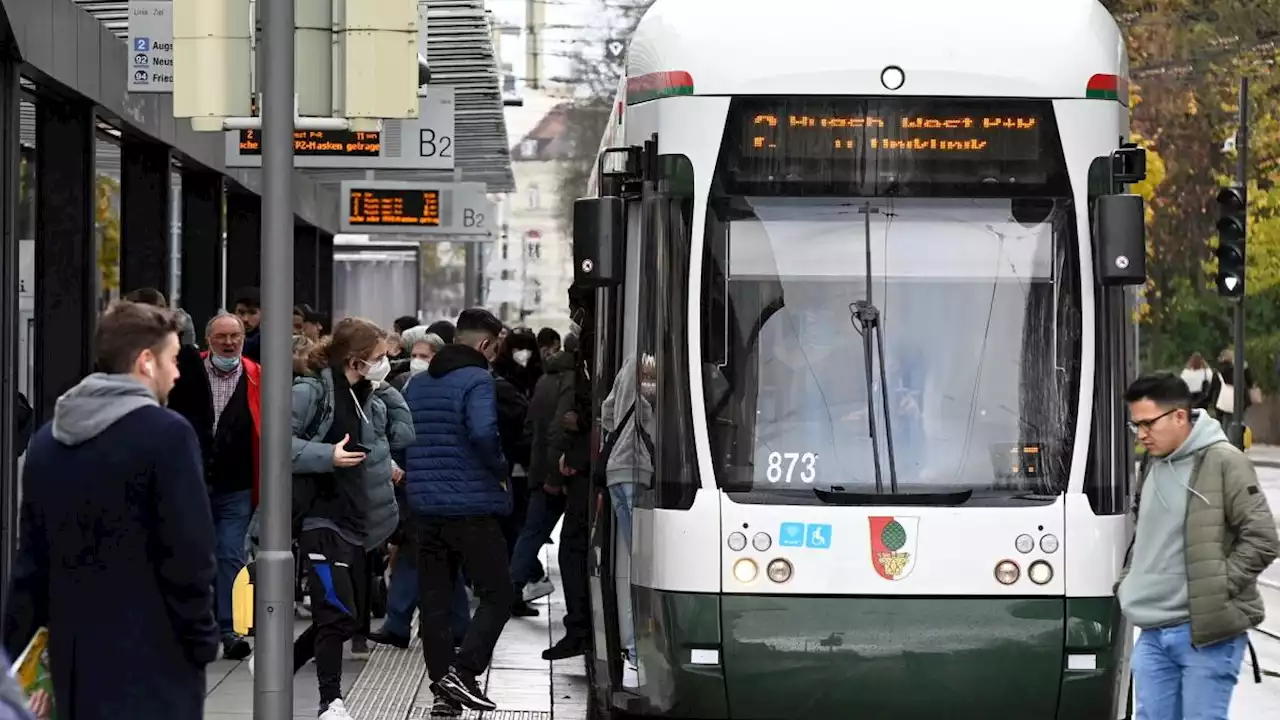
[584,136,663,710]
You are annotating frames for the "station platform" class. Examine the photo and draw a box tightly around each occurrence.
[203,545,589,720]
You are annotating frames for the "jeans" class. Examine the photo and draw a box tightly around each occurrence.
[1132,622,1247,720]
[608,481,645,662]
[510,489,567,589]
[382,548,470,643]
[417,516,514,681]
[210,489,253,637]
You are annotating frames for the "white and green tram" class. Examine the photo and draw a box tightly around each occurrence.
[571,1,1149,717]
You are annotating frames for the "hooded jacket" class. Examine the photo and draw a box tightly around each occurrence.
[290,368,414,550]
[6,374,218,720]
[524,351,579,490]
[600,353,656,486]
[403,343,511,517]
[1117,410,1279,647]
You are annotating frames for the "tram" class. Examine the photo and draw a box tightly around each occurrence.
[571,1,1148,718]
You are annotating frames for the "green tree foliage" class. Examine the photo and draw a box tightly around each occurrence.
[1104,1,1280,386]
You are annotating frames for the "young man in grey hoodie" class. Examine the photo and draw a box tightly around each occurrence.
[1120,373,1278,719]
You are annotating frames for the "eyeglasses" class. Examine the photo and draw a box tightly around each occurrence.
[211,333,244,344]
[1127,408,1178,434]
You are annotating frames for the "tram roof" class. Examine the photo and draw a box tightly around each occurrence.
[627,0,1128,103]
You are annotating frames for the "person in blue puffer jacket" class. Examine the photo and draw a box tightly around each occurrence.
[403,308,514,715]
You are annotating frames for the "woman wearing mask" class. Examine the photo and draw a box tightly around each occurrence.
[286,318,412,720]
[392,326,447,392]
[493,328,543,398]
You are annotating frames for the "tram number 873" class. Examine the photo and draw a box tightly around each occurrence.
[766,452,818,483]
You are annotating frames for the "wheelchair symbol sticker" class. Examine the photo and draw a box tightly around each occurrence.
[805,524,832,549]
[779,522,804,548]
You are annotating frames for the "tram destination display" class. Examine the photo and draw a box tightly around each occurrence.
[347,187,442,228]
[736,98,1044,161]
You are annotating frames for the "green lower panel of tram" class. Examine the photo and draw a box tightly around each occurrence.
[630,589,1126,719]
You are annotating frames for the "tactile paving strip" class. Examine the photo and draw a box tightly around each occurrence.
[345,625,427,720]
[406,709,553,720]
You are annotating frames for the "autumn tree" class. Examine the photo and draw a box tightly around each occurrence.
[1105,0,1280,382]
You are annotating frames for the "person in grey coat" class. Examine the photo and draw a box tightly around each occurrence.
[286,318,413,719]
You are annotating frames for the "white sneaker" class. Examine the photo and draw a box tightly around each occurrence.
[523,576,555,602]
[319,698,354,719]
[622,660,639,689]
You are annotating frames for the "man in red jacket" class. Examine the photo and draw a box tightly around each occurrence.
[166,310,261,661]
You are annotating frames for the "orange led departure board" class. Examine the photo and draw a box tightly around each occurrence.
[738,100,1043,161]
[347,187,442,227]
[238,129,381,157]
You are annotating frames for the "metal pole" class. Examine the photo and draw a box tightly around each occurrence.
[1230,77,1248,448]
[256,0,296,716]
[0,56,21,624]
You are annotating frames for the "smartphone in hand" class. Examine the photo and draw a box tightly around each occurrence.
[346,441,372,454]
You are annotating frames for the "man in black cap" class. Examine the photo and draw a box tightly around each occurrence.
[403,308,513,715]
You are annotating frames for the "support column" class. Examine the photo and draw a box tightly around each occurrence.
[180,171,224,334]
[293,224,318,310]
[0,56,22,622]
[224,189,261,306]
[316,231,333,320]
[33,101,96,423]
[120,143,172,296]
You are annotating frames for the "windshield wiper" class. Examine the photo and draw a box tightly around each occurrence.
[850,202,900,494]
[815,486,973,506]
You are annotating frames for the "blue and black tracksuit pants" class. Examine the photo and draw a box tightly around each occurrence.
[293,528,367,705]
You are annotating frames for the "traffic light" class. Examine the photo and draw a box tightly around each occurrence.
[1215,186,1247,297]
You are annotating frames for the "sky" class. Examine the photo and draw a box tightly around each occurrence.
[486,0,639,87]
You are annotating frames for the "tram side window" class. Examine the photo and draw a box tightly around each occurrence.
[634,155,699,510]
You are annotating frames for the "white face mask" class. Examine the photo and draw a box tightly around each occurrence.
[513,349,532,367]
[362,356,391,383]
[410,357,430,375]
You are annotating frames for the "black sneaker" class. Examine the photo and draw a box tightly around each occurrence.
[436,669,497,712]
[511,600,540,617]
[542,636,588,661]
[429,693,463,718]
[223,634,252,661]
[368,628,411,649]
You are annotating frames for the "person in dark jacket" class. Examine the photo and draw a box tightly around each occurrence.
[4,300,218,720]
[490,330,539,617]
[233,287,263,363]
[508,350,579,610]
[404,308,514,715]
[166,311,261,661]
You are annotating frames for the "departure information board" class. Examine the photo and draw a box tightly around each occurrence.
[238,129,381,157]
[738,101,1043,161]
[347,187,442,227]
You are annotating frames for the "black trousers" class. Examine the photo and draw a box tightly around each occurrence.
[500,475,546,580]
[416,516,514,682]
[293,528,367,705]
[558,476,592,641]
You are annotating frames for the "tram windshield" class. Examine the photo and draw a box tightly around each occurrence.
[702,196,1083,503]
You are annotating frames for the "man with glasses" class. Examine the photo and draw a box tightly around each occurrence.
[168,311,262,662]
[1119,373,1278,719]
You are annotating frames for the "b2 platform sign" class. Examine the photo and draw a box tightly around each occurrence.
[338,180,493,237]
[225,88,457,170]
[127,1,174,93]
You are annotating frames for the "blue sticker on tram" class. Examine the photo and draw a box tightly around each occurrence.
[779,522,805,547]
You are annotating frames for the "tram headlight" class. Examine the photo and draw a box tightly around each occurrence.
[1015,534,1035,554]
[767,559,793,583]
[727,532,747,551]
[994,560,1020,585]
[1028,560,1054,585]
[733,558,759,583]
[752,532,772,551]
[1039,534,1060,554]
